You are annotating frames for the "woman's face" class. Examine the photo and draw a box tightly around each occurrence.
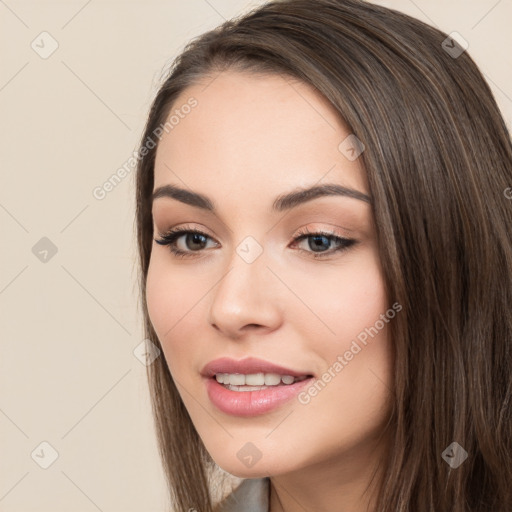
[146,70,395,478]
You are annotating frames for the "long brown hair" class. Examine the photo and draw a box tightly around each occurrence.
[135,0,512,510]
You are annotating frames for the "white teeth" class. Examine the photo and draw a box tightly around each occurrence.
[245,373,265,385]
[229,374,246,386]
[214,372,308,386]
[264,373,281,386]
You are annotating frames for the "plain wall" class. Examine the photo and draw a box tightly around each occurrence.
[1,0,511,510]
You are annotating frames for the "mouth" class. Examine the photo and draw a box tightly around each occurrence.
[201,357,315,416]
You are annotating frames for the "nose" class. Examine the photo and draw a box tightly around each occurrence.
[208,251,283,340]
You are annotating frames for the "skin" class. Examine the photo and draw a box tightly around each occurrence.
[146,70,395,512]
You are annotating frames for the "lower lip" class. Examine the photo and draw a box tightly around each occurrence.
[204,376,314,417]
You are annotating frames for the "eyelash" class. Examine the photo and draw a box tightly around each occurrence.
[154,224,357,260]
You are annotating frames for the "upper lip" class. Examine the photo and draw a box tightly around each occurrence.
[201,357,313,378]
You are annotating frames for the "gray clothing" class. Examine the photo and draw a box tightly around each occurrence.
[217,477,270,512]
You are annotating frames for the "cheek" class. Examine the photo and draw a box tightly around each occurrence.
[145,255,191,347]
[145,254,210,375]
[291,251,393,412]
[288,251,388,345]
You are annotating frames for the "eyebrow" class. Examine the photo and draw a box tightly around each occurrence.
[151,183,372,212]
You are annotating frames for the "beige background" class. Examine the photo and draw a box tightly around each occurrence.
[1,1,511,511]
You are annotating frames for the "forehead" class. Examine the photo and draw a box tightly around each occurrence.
[153,70,368,199]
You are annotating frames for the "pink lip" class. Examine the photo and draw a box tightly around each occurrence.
[201,357,314,417]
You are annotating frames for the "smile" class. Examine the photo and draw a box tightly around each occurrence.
[201,357,315,416]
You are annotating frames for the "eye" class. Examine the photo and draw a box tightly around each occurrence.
[154,225,218,259]
[290,226,357,259]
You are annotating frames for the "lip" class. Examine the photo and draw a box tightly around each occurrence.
[201,357,315,417]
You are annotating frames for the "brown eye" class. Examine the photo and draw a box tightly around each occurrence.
[154,227,218,258]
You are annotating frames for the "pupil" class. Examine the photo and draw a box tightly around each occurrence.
[188,233,207,250]
[310,235,329,252]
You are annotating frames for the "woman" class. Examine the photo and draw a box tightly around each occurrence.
[135,0,512,510]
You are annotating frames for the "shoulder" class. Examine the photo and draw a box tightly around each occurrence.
[215,477,270,512]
